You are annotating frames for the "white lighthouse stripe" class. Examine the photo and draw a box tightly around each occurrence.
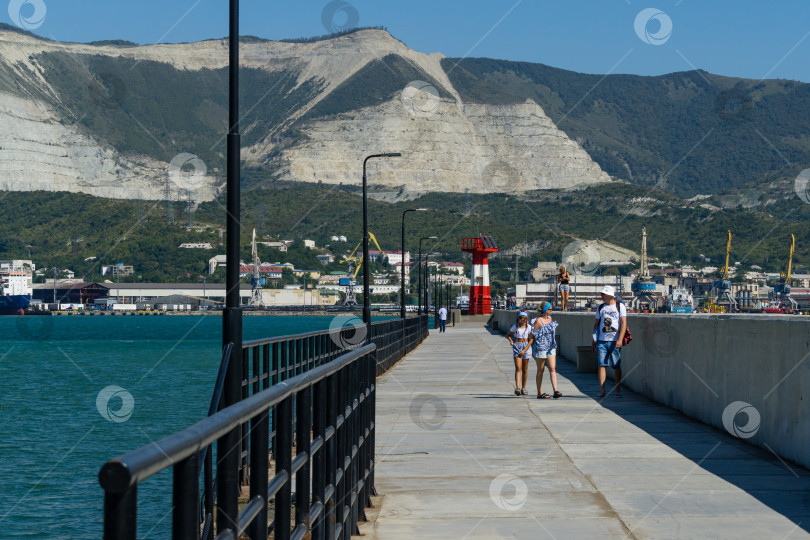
[471,264,490,286]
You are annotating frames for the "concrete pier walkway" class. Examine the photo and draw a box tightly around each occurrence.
[361,323,810,539]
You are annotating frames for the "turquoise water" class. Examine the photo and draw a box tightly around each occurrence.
[0,315,367,539]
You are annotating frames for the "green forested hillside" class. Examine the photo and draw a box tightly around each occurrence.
[442,57,810,197]
[32,52,323,170]
[1,181,808,283]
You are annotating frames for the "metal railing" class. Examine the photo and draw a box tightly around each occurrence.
[100,344,377,540]
[99,315,428,539]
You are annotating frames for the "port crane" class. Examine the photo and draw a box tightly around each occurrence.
[712,230,737,310]
[339,232,384,306]
[771,234,798,311]
[249,229,265,307]
[631,227,658,312]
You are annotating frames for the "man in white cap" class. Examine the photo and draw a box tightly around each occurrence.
[592,285,626,398]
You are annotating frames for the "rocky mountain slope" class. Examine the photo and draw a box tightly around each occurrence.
[1,25,807,205]
[0,26,609,202]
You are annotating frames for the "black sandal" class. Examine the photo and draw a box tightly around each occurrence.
[553,391,563,399]
[537,393,551,399]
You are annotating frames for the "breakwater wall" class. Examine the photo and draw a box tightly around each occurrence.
[491,310,810,470]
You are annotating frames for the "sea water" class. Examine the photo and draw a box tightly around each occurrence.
[0,314,367,539]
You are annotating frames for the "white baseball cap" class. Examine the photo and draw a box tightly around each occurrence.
[599,285,615,297]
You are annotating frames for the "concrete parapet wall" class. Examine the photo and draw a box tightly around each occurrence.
[491,310,810,470]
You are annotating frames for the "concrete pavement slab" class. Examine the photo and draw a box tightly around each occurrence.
[360,323,810,539]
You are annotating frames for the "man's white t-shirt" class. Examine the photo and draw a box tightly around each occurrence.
[595,302,627,342]
[438,307,447,320]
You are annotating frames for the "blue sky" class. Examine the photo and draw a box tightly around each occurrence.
[5,0,810,82]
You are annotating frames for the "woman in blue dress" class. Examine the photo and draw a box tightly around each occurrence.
[532,302,562,399]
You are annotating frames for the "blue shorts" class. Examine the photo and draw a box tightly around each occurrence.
[596,341,621,369]
[533,348,556,359]
[513,343,532,360]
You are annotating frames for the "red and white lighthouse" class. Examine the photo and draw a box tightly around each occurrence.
[461,235,499,315]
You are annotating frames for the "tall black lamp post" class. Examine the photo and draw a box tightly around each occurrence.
[401,208,427,319]
[218,0,243,535]
[362,154,401,333]
[417,236,437,314]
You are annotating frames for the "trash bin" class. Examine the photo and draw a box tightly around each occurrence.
[576,345,598,373]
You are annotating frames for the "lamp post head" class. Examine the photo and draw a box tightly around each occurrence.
[429,236,438,239]
[382,152,402,157]
[416,208,428,212]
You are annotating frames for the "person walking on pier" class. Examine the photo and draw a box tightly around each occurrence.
[438,306,447,332]
[592,285,626,398]
[507,311,533,395]
[557,266,571,311]
[532,302,562,399]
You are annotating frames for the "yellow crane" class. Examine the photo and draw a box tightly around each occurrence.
[340,232,385,279]
[712,230,736,310]
[784,233,795,287]
[774,234,797,310]
[720,229,731,281]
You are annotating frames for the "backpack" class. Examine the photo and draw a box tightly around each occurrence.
[597,301,633,346]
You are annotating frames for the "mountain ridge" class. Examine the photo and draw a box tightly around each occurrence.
[0,27,807,203]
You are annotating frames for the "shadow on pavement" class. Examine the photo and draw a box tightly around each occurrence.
[554,352,810,534]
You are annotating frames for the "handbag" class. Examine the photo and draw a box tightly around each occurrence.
[622,326,633,346]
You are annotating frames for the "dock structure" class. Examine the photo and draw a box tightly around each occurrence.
[364,322,810,539]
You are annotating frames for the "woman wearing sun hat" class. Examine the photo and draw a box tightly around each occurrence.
[532,302,562,399]
[507,311,534,395]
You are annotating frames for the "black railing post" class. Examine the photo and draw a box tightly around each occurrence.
[271,342,280,460]
[248,407,269,540]
[240,347,250,484]
[275,396,293,540]
[336,363,348,538]
[369,346,377,497]
[326,372,338,540]
[103,487,136,540]
[203,447,213,539]
[296,386,313,531]
[173,456,200,540]
[349,359,360,534]
[312,378,328,539]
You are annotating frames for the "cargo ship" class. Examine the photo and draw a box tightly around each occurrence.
[0,268,32,315]
[665,286,694,314]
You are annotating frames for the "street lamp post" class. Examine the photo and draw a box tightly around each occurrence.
[362,153,401,333]
[400,208,427,319]
[219,0,243,535]
[417,236,437,314]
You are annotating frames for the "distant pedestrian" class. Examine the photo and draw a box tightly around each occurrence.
[557,266,571,311]
[531,302,561,399]
[438,306,447,332]
[507,311,533,396]
[592,285,626,398]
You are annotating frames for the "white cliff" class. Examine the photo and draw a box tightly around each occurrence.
[0,28,611,202]
[280,98,610,194]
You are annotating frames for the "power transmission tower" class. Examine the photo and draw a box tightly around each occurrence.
[164,176,174,224]
[186,190,193,228]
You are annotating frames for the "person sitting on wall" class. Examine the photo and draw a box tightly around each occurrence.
[557,266,571,311]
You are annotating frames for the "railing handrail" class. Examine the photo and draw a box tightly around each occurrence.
[98,343,376,495]
[241,317,400,348]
